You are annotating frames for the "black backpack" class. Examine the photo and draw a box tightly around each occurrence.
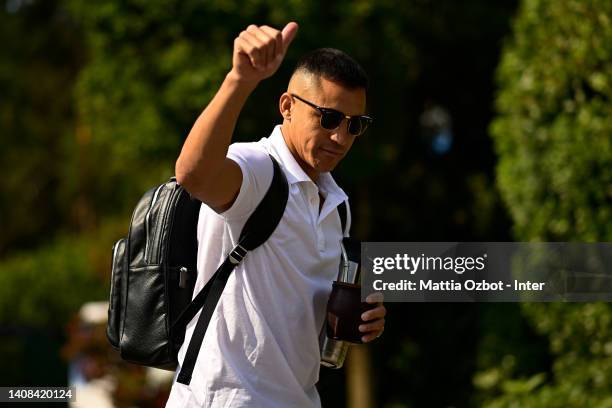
[107,155,288,385]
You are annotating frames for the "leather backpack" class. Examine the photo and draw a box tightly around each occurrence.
[107,155,288,385]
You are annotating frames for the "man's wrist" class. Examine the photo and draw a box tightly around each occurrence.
[224,70,260,93]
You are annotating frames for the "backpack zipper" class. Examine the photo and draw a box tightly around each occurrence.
[144,184,165,264]
[109,239,122,304]
[152,185,182,264]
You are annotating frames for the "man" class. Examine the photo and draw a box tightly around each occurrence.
[166,22,386,407]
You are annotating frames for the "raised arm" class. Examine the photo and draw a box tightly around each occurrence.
[175,22,298,212]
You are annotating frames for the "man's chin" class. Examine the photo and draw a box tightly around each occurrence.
[315,161,338,174]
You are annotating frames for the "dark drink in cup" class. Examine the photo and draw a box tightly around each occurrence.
[326,281,376,344]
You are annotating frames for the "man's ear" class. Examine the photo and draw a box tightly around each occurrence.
[279,93,292,121]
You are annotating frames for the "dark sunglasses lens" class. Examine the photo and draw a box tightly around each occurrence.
[349,117,371,136]
[320,111,344,130]
[348,118,363,136]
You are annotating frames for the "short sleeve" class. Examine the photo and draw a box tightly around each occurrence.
[219,142,274,220]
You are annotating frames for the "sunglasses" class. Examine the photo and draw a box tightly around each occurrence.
[290,93,373,137]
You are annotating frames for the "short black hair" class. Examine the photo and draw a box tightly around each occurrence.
[292,48,369,90]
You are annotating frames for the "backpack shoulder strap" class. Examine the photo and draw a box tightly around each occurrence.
[338,200,350,237]
[235,155,289,252]
[176,154,288,385]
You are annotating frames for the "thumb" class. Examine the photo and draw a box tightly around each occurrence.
[281,22,299,54]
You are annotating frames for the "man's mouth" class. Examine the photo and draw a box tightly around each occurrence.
[320,147,344,157]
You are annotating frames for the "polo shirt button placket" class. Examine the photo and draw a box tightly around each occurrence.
[317,225,325,252]
[309,197,317,225]
[308,194,324,249]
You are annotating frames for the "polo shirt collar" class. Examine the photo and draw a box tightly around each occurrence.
[268,124,348,205]
[317,172,349,226]
[268,125,311,185]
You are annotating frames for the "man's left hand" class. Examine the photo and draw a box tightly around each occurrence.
[359,293,386,343]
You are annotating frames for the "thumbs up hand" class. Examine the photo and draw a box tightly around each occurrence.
[229,22,299,84]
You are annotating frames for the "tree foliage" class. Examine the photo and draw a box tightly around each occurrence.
[0,0,83,255]
[492,0,612,241]
[480,0,612,406]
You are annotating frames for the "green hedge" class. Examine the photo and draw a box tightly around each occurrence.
[479,0,612,406]
[0,220,124,328]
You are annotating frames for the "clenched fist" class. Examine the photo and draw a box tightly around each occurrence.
[229,22,299,84]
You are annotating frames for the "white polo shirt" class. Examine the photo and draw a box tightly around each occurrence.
[166,125,350,407]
